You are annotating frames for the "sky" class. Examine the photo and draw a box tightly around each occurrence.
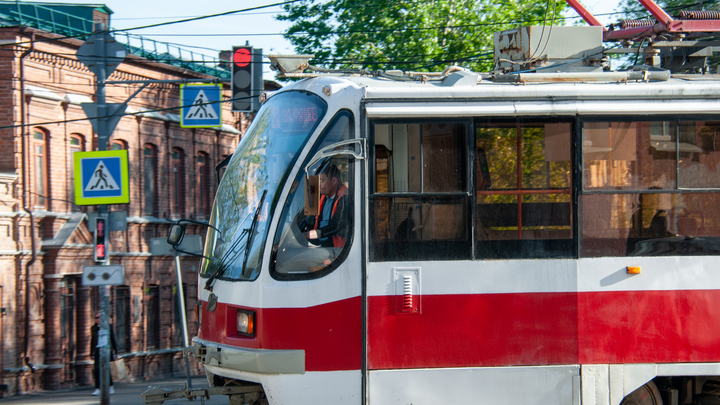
[39,0,624,80]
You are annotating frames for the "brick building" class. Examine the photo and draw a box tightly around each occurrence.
[0,1,267,395]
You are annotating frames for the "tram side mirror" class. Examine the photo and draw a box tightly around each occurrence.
[167,224,186,247]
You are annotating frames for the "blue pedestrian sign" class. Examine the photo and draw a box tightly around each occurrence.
[74,150,130,205]
[180,84,223,128]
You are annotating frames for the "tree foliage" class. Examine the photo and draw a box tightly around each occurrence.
[276,0,569,72]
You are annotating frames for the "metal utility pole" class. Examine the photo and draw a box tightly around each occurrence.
[76,23,127,405]
[94,27,111,405]
[174,254,193,389]
[75,26,246,402]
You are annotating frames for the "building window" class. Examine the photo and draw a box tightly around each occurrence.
[144,145,156,216]
[110,140,127,150]
[197,153,210,218]
[114,286,130,353]
[172,148,185,217]
[60,276,78,382]
[31,129,48,208]
[146,285,160,350]
[69,134,84,211]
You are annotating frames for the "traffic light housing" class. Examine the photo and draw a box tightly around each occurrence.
[231,46,262,113]
[94,216,107,262]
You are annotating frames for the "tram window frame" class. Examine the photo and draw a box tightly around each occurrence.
[270,110,356,281]
[473,118,576,260]
[579,116,720,257]
[369,120,472,262]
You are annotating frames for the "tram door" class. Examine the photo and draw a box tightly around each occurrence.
[366,119,578,404]
[271,110,363,400]
[60,276,79,383]
[368,121,471,356]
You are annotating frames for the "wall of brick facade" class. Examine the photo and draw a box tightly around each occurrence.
[0,11,255,395]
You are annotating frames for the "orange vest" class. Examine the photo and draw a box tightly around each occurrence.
[314,185,348,247]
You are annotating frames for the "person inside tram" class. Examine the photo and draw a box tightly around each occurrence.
[304,163,349,248]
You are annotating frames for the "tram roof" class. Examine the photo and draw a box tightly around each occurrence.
[278,72,720,102]
[273,72,720,118]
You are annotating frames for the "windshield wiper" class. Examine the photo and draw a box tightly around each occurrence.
[241,189,267,277]
[203,192,266,291]
[203,231,247,291]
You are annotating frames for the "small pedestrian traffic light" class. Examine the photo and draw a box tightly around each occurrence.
[231,46,253,112]
[94,216,107,262]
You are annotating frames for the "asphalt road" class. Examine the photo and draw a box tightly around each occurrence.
[0,377,229,405]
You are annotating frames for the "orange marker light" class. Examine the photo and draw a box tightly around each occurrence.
[247,314,254,335]
[627,266,641,274]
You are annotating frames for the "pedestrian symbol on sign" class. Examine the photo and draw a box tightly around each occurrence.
[85,160,120,192]
[180,84,222,128]
[74,150,129,205]
[184,90,218,120]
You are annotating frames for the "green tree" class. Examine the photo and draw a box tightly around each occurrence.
[277,0,568,72]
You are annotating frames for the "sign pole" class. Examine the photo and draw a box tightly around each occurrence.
[173,254,193,389]
[94,24,111,405]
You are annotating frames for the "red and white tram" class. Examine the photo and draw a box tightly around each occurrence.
[169,21,720,405]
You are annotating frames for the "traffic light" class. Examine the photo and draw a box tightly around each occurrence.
[231,46,253,112]
[231,46,263,113]
[94,216,107,262]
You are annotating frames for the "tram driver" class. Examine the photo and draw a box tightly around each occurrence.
[304,163,349,248]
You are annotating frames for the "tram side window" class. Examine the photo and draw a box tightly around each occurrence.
[475,121,574,259]
[370,122,470,261]
[271,111,354,279]
[581,120,720,257]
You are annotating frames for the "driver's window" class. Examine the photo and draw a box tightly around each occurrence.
[271,111,354,279]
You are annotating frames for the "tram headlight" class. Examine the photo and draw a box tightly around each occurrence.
[236,310,255,337]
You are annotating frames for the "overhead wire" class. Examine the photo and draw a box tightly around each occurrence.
[2,0,718,52]
[2,0,714,83]
[0,93,257,131]
[0,0,301,48]
[0,9,632,50]
[111,0,302,32]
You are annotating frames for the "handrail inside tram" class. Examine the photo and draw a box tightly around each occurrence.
[304,138,367,178]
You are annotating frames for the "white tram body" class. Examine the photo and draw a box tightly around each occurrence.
[190,46,720,405]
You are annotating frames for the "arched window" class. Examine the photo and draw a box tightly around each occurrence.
[197,152,210,218]
[171,148,185,217]
[69,134,84,211]
[143,145,157,216]
[110,139,127,150]
[31,128,48,208]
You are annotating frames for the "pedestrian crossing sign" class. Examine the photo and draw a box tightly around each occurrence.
[73,150,130,205]
[180,84,223,128]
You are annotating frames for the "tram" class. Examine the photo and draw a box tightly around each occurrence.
[153,9,720,405]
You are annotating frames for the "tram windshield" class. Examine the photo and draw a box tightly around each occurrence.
[200,91,327,281]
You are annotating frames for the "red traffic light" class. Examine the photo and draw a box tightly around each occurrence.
[233,48,252,67]
[94,217,107,262]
